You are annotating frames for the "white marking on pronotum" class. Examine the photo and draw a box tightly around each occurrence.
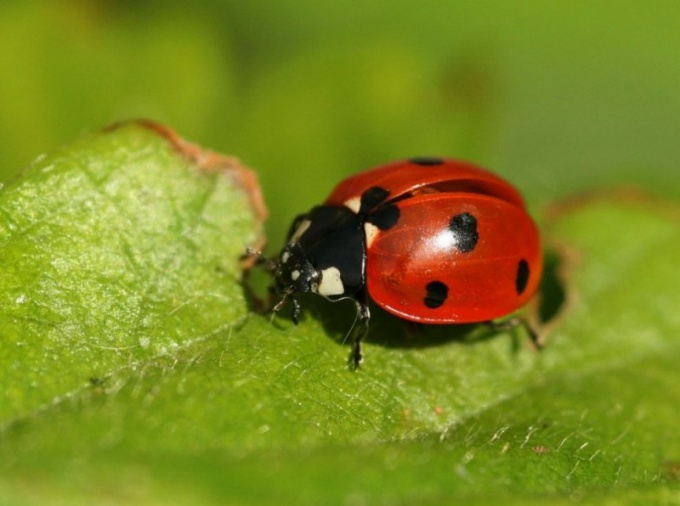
[344,197,361,214]
[291,219,311,241]
[291,270,301,281]
[364,223,379,248]
[318,266,344,296]
[281,251,290,264]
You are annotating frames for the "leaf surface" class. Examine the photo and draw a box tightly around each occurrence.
[1,127,679,504]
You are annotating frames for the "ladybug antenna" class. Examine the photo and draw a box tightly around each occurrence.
[342,307,361,347]
[245,247,277,272]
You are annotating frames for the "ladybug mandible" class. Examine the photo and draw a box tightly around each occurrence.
[252,157,542,366]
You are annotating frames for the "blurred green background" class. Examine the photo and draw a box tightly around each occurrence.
[1,0,679,243]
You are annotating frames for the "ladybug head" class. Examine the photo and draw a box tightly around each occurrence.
[275,241,320,295]
[268,241,321,325]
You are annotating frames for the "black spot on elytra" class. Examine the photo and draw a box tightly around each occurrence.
[409,156,445,166]
[367,205,400,230]
[424,281,448,309]
[516,259,530,295]
[359,186,390,214]
[449,212,478,253]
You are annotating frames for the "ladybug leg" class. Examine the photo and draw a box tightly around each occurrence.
[290,296,301,325]
[348,292,371,368]
[486,317,542,350]
[272,287,301,324]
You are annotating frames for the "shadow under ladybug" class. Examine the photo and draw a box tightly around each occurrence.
[289,293,530,351]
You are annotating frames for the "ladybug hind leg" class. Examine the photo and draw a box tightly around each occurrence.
[486,317,542,350]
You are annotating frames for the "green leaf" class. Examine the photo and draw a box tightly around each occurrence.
[0,120,264,421]
[1,125,679,504]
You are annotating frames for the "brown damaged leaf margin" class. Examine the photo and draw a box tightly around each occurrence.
[104,119,268,264]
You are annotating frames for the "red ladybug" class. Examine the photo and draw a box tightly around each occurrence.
[254,157,542,365]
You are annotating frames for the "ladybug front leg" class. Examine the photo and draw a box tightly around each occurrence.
[290,296,301,325]
[272,287,301,324]
[349,290,371,368]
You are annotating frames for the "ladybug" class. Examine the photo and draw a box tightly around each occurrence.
[251,157,542,366]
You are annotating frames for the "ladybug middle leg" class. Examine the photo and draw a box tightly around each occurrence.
[347,290,371,368]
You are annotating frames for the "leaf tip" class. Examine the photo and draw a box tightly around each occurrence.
[103,119,269,254]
